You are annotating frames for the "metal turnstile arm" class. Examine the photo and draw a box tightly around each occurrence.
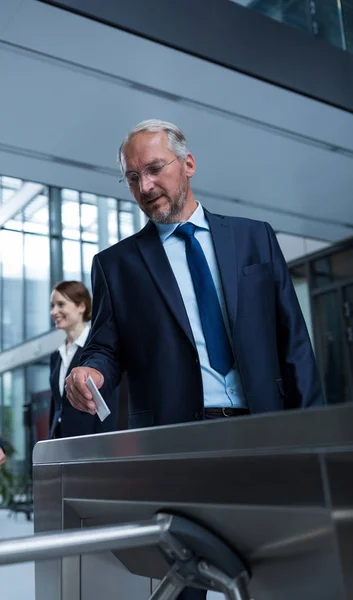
[0,512,251,600]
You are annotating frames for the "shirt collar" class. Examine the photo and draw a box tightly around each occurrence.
[75,323,90,348]
[156,202,209,243]
[58,323,90,358]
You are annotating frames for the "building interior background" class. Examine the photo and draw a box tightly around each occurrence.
[0,0,352,506]
[0,1,353,599]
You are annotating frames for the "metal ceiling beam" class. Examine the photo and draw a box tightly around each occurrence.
[0,181,44,228]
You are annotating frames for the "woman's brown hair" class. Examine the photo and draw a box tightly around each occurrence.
[53,281,92,322]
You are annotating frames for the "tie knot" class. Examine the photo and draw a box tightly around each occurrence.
[174,222,196,241]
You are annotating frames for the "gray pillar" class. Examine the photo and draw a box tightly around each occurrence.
[49,187,63,289]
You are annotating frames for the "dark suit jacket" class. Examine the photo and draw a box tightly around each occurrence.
[49,344,118,439]
[80,210,324,429]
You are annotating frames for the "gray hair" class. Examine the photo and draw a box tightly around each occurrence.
[118,119,189,173]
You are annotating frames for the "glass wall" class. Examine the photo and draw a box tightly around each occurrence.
[0,176,139,352]
[0,361,50,479]
[0,173,141,474]
[289,239,353,406]
[0,183,50,350]
[0,368,25,476]
[311,247,353,288]
[61,189,137,289]
[0,175,23,205]
[232,0,353,54]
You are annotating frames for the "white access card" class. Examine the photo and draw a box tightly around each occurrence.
[86,376,111,422]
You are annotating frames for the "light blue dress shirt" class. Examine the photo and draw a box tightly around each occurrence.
[156,203,246,408]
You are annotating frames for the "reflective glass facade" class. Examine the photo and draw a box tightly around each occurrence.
[289,241,353,407]
[0,174,141,476]
[0,182,50,350]
[233,0,353,54]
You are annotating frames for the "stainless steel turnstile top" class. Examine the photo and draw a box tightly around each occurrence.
[33,403,353,465]
[33,404,353,600]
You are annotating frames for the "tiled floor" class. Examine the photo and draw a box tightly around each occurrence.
[0,509,35,600]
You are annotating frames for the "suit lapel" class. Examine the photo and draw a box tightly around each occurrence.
[205,210,238,337]
[51,351,61,401]
[135,222,195,349]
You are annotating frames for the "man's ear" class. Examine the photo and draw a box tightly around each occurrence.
[184,153,196,178]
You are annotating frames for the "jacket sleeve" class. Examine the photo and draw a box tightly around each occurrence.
[80,254,122,395]
[265,222,324,409]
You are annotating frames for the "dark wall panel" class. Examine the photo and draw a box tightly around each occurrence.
[38,0,353,113]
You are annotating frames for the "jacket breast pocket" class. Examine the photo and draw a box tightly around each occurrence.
[128,410,154,430]
[242,262,272,276]
[237,262,274,319]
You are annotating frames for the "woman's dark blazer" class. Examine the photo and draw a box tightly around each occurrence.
[49,344,118,439]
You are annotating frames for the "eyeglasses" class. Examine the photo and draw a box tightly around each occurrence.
[119,158,177,187]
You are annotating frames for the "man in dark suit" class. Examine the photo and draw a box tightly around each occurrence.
[66,119,323,599]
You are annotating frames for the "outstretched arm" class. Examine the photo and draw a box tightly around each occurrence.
[66,254,123,415]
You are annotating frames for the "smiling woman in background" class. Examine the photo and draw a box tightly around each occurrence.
[49,280,118,438]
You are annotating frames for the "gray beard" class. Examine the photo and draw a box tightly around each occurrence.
[144,186,187,224]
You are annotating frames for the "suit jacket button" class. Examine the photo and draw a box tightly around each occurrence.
[194,411,202,420]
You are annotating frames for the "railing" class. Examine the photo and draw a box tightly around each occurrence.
[0,517,166,565]
[0,512,251,600]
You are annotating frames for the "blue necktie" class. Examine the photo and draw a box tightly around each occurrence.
[174,223,234,375]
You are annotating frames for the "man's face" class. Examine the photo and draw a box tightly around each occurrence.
[121,131,195,224]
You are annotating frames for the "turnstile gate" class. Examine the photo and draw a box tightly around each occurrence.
[1,403,353,600]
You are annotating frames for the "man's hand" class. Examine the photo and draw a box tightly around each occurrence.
[0,447,6,468]
[65,367,104,415]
